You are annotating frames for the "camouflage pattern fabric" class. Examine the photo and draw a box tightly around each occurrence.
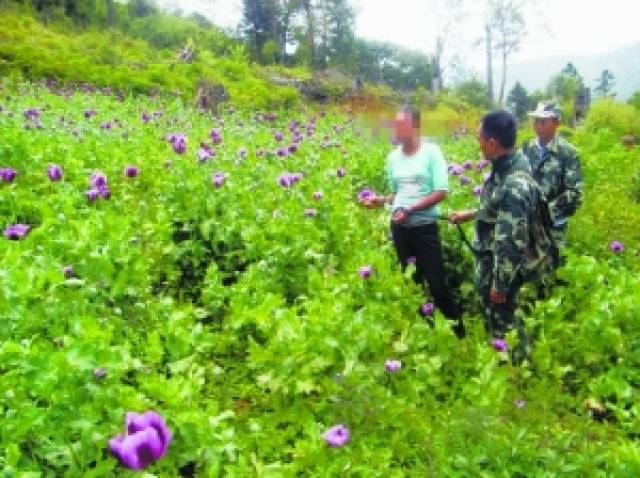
[521,135,583,247]
[474,151,535,341]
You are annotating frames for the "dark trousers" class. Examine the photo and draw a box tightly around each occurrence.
[476,257,529,363]
[391,221,461,320]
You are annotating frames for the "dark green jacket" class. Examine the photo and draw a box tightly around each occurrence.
[475,152,537,294]
[521,136,583,223]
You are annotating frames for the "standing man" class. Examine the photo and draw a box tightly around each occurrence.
[449,111,539,359]
[363,105,464,338]
[521,102,583,251]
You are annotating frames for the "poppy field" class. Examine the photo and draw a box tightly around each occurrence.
[1,80,639,476]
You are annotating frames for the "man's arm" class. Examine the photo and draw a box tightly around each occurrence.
[550,149,583,220]
[408,190,447,213]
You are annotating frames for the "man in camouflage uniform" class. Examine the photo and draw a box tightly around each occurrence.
[450,111,539,357]
[521,102,583,250]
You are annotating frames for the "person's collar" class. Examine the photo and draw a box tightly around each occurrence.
[536,135,558,150]
[491,151,516,174]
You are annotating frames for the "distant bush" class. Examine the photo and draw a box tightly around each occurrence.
[0,10,300,109]
[629,90,640,110]
[582,97,640,138]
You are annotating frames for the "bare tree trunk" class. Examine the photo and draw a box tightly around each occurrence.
[485,23,493,105]
[302,0,315,67]
[106,0,115,25]
[499,50,507,105]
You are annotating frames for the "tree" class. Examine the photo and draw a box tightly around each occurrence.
[315,0,356,69]
[241,0,282,63]
[561,62,582,83]
[594,69,615,98]
[128,0,158,18]
[105,0,114,24]
[629,91,640,110]
[428,0,466,93]
[507,81,530,120]
[546,73,582,103]
[488,0,526,105]
[454,78,492,109]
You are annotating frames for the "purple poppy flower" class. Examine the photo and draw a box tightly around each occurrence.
[197,147,214,163]
[609,240,624,253]
[407,256,417,265]
[1,167,17,182]
[288,143,298,153]
[237,147,248,158]
[93,367,107,378]
[449,165,463,176]
[209,128,221,140]
[304,208,317,217]
[24,108,40,120]
[278,174,293,187]
[274,131,284,141]
[63,265,75,278]
[141,112,151,123]
[276,147,289,157]
[357,188,375,203]
[336,167,346,178]
[323,425,350,447]
[462,160,473,170]
[84,109,96,119]
[86,188,100,202]
[358,265,373,279]
[212,172,226,188]
[100,121,112,130]
[124,165,139,178]
[514,398,526,409]
[477,159,490,170]
[4,224,30,240]
[473,185,483,197]
[460,175,470,186]
[109,411,172,470]
[171,134,187,154]
[385,359,402,373]
[491,338,508,352]
[99,187,111,200]
[420,302,434,317]
[90,172,108,188]
[312,191,324,200]
[265,112,277,121]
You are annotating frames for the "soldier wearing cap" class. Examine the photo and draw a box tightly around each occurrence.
[521,102,583,251]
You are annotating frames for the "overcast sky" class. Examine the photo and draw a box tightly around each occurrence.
[157,0,640,78]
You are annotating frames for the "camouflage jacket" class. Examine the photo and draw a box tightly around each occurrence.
[520,136,583,224]
[475,152,537,294]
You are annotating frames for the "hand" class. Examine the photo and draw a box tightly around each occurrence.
[362,196,383,209]
[392,207,410,224]
[489,290,507,304]
[448,210,475,224]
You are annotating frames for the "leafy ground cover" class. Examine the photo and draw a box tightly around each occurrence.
[1,81,639,476]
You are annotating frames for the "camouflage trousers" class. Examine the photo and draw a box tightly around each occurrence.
[476,255,529,362]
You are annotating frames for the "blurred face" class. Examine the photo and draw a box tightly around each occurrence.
[394,111,415,143]
[533,117,559,143]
